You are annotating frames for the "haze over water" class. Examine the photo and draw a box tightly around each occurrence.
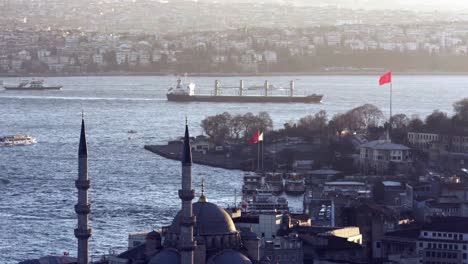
[0,75,466,263]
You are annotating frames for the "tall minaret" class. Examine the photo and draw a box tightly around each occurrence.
[178,120,196,264]
[74,114,92,264]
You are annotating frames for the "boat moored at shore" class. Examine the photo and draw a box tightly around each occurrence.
[265,172,284,195]
[242,172,263,195]
[284,172,306,195]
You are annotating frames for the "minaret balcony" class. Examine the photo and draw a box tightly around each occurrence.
[178,189,195,201]
[74,203,91,214]
[75,179,91,190]
[180,216,196,227]
[74,228,92,239]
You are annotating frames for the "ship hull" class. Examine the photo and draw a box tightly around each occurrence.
[4,86,62,90]
[285,183,305,195]
[167,93,322,103]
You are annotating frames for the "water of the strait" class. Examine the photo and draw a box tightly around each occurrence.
[0,75,466,263]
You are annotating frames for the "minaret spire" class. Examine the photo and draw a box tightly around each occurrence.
[75,114,92,264]
[178,120,196,264]
[198,177,208,203]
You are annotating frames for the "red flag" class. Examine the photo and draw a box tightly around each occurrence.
[249,131,263,144]
[379,71,392,86]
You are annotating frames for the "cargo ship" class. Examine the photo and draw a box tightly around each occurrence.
[166,79,323,103]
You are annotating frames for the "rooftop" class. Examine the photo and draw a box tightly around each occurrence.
[361,140,410,151]
[422,217,468,233]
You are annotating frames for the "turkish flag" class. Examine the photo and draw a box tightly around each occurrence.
[379,71,392,86]
[249,131,263,144]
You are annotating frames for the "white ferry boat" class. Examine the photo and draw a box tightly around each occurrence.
[3,79,62,90]
[265,172,284,195]
[242,172,263,195]
[284,172,306,195]
[245,185,289,213]
[0,135,37,146]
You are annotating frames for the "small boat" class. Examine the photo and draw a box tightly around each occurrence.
[284,172,306,195]
[0,135,37,146]
[246,185,289,213]
[3,79,62,90]
[128,130,137,134]
[242,172,263,195]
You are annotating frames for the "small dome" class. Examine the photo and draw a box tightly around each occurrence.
[149,249,180,264]
[146,230,161,240]
[170,202,237,236]
[207,250,252,264]
[241,229,259,241]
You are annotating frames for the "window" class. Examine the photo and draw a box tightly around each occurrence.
[464,245,467,250]
[464,253,467,260]
[420,242,424,247]
[460,234,463,240]
[376,242,381,248]
[424,232,428,236]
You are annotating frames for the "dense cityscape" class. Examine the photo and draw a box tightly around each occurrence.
[3,1,468,264]
[4,1,468,74]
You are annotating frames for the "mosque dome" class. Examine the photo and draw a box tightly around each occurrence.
[207,250,252,264]
[148,249,180,264]
[146,230,161,240]
[169,201,237,236]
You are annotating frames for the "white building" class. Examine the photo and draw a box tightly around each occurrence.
[326,32,342,47]
[263,51,277,64]
[417,217,468,264]
[358,140,411,175]
[92,53,104,66]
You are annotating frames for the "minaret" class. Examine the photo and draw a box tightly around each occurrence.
[74,114,92,264]
[178,120,196,264]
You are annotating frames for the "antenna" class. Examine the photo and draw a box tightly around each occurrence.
[234,189,237,207]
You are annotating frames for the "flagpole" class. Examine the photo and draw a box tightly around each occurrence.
[261,138,264,171]
[390,82,393,134]
[257,135,260,171]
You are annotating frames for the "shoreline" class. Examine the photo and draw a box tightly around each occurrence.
[144,144,247,171]
[3,71,468,78]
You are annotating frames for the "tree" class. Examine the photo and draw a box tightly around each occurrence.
[348,104,385,130]
[407,115,424,132]
[425,110,451,134]
[200,112,232,143]
[390,114,410,130]
[453,98,468,127]
[298,110,328,138]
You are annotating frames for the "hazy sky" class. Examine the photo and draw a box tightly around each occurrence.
[214,0,468,11]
